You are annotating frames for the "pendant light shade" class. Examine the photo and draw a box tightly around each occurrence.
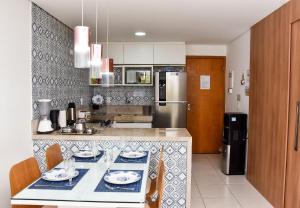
[100,1,114,87]
[89,0,103,84]
[101,58,113,73]
[74,0,90,68]
[90,43,102,84]
[74,26,90,68]
[100,58,114,86]
[101,58,114,87]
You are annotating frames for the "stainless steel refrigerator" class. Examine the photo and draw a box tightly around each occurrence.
[153,72,187,128]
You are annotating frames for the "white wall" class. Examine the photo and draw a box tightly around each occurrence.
[225,31,250,114]
[186,44,227,56]
[0,0,32,207]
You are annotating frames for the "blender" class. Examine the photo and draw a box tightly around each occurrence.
[37,99,54,133]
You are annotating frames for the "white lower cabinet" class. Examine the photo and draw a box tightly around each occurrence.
[112,122,152,128]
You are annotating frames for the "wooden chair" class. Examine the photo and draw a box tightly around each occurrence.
[146,148,163,200]
[9,157,42,208]
[146,160,165,208]
[45,144,63,170]
[146,147,165,208]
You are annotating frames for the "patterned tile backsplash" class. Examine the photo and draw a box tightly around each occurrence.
[93,66,185,105]
[31,4,91,119]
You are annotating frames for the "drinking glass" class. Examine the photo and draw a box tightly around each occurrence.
[105,150,113,173]
[63,159,69,172]
[92,141,98,161]
[66,158,75,186]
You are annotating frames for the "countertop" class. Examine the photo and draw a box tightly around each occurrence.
[32,127,192,141]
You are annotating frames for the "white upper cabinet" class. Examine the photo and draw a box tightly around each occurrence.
[154,42,186,65]
[100,42,186,65]
[123,43,154,64]
[102,42,124,64]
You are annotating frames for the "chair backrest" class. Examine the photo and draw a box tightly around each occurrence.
[9,157,42,208]
[155,147,164,189]
[46,143,63,170]
[156,160,165,208]
[152,147,165,208]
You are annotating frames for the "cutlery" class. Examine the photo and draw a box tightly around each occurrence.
[34,184,70,188]
[120,158,138,163]
[105,184,135,191]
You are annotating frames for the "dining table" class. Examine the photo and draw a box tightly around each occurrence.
[11,150,150,208]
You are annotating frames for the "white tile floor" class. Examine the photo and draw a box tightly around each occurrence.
[191,154,273,208]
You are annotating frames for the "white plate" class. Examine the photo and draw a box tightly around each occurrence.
[74,150,100,158]
[42,169,79,182]
[104,171,141,185]
[120,151,147,159]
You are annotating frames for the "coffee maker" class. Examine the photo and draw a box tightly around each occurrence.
[37,99,54,133]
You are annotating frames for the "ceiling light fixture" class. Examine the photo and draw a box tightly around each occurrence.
[135,32,146,36]
[74,0,90,68]
[90,0,102,84]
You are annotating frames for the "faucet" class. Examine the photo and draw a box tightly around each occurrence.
[125,92,132,104]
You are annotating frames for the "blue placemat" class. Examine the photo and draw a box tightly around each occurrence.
[73,150,104,163]
[94,170,144,193]
[28,169,89,190]
[114,151,148,164]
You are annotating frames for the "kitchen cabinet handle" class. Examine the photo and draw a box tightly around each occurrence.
[187,103,191,111]
[294,101,300,151]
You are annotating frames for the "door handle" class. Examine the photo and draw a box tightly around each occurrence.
[294,101,300,151]
[187,103,191,111]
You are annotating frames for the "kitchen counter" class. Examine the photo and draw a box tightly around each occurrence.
[32,127,191,141]
[31,127,192,208]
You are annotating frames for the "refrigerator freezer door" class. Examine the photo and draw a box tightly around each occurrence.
[153,102,187,128]
[155,72,187,102]
[166,72,187,101]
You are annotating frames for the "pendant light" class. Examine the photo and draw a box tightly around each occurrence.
[101,1,114,87]
[90,0,102,84]
[74,0,90,68]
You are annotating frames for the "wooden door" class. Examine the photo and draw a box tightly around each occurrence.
[285,20,300,208]
[247,3,290,208]
[186,57,225,153]
[291,0,300,22]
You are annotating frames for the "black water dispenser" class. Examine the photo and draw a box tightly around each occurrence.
[221,113,247,175]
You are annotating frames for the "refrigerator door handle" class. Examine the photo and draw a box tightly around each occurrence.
[187,103,191,111]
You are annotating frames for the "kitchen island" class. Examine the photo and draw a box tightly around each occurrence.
[32,128,192,208]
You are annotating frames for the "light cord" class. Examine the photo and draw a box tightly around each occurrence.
[81,0,83,26]
[95,0,98,43]
[106,1,109,58]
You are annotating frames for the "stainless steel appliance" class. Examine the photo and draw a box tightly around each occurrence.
[124,65,153,86]
[67,102,76,125]
[153,72,187,128]
[221,113,247,175]
[37,99,54,133]
[50,109,60,130]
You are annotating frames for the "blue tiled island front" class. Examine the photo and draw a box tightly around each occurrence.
[32,128,192,208]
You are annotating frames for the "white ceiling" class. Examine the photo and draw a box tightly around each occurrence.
[32,0,288,44]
